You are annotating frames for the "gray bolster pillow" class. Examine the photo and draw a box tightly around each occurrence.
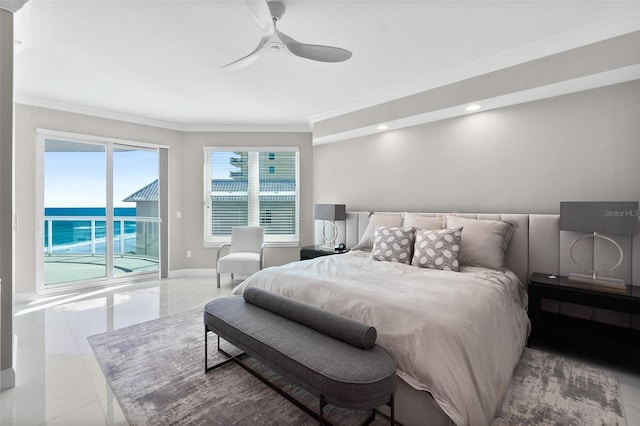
[243,287,377,350]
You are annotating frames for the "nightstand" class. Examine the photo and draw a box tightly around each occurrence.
[528,272,640,368]
[300,245,345,261]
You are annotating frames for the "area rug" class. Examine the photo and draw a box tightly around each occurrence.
[493,348,627,426]
[88,308,388,425]
[89,308,627,426]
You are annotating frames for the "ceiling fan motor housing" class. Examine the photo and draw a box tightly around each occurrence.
[268,1,286,21]
[266,41,285,52]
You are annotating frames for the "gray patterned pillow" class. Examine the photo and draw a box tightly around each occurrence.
[411,227,463,271]
[371,226,415,264]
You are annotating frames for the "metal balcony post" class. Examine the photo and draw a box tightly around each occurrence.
[46,219,52,255]
[119,219,125,255]
[91,219,96,254]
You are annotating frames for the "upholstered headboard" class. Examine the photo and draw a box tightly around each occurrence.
[314,212,640,287]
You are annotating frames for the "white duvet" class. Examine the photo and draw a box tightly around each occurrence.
[231,251,530,426]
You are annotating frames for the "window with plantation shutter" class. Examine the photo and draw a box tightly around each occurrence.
[203,148,299,246]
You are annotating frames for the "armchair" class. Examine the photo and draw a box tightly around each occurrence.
[216,226,265,288]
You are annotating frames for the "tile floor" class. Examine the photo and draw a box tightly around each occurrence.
[1,276,231,425]
[0,277,638,425]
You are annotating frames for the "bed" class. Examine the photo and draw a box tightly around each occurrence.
[231,212,536,425]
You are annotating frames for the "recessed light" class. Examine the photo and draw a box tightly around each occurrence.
[465,104,481,112]
[377,124,389,130]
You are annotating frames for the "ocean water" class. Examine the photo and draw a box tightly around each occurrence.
[45,207,138,254]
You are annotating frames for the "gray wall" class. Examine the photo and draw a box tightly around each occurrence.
[14,105,313,294]
[313,81,640,214]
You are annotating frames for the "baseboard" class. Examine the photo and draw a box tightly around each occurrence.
[1,367,15,390]
[1,334,17,390]
[168,268,216,278]
[15,291,38,304]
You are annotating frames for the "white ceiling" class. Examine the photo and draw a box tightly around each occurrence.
[14,0,640,130]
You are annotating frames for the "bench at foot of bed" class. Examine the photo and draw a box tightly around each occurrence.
[203,287,397,425]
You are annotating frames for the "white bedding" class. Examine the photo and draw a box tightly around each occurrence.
[231,251,530,426]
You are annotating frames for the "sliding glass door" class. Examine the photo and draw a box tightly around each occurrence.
[41,137,159,290]
[44,140,108,285]
[112,145,159,277]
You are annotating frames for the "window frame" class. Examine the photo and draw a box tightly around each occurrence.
[203,147,300,248]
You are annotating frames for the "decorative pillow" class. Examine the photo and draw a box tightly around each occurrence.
[371,226,415,264]
[445,215,516,270]
[353,213,403,250]
[403,213,443,230]
[411,227,463,271]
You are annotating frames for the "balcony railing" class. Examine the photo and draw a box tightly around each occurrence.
[44,215,159,256]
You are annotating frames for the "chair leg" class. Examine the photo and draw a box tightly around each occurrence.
[231,273,234,281]
[216,273,220,288]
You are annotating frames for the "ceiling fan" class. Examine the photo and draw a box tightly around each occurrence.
[222,0,352,70]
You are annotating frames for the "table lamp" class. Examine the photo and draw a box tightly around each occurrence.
[314,204,346,251]
[560,201,639,287]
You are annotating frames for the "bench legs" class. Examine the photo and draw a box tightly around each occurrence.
[205,327,395,425]
[319,395,325,425]
[204,327,245,373]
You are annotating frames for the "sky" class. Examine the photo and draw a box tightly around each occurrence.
[45,149,158,208]
[211,151,235,179]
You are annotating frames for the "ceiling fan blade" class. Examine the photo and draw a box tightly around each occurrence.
[243,0,275,36]
[221,36,268,70]
[280,31,352,63]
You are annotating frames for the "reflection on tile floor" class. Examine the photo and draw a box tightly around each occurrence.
[1,276,232,425]
[1,277,639,425]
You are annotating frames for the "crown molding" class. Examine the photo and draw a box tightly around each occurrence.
[0,0,28,13]
[15,95,311,133]
[310,16,640,125]
[312,65,640,146]
[16,95,185,131]
[180,123,310,133]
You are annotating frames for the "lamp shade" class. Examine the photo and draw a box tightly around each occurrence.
[314,204,346,221]
[559,201,639,235]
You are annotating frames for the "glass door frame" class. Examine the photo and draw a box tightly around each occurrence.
[111,143,161,278]
[35,129,167,295]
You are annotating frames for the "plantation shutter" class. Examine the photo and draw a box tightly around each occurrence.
[204,148,299,245]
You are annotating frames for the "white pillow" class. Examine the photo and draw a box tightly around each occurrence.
[403,213,443,230]
[445,215,516,270]
[353,213,403,250]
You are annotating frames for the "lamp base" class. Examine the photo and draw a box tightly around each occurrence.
[567,273,626,289]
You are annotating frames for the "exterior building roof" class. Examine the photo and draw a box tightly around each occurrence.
[123,179,158,202]
[211,179,295,192]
